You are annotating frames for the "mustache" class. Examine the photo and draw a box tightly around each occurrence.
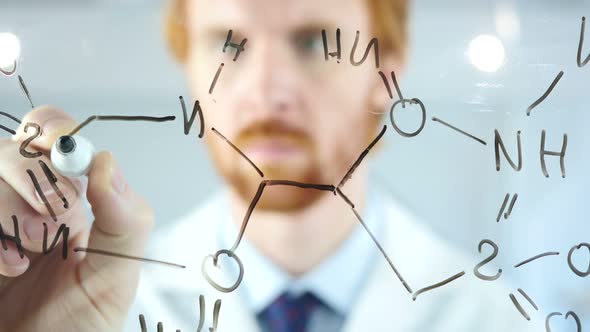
[235,120,312,148]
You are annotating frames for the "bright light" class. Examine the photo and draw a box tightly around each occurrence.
[0,32,21,69]
[467,34,505,72]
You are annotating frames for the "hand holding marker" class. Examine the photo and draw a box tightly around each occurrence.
[0,106,157,331]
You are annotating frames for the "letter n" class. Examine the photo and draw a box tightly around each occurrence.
[494,129,522,172]
[179,96,204,139]
[350,30,380,68]
[43,223,70,260]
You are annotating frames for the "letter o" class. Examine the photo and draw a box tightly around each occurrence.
[202,249,245,293]
[567,243,590,277]
[389,98,426,138]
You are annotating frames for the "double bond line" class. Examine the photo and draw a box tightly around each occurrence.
[497,193,518,222]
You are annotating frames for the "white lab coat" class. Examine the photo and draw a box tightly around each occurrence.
[124,191,543,332]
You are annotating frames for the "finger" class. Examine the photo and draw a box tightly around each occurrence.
[11,105,79,152]
[0,241,30,279]
[77,151,154,316]
[0,140,83,219]
[0,177,87,257]
[0,140,88,255]
[0,177,59,250]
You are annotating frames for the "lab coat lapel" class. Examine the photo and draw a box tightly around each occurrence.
[138,193,262,332]
[141,191,450,332]
[339,193,547,332]
[197,196,262,332]
[215,290,262,332]
[340,194,416,332]
[340,193,449,332]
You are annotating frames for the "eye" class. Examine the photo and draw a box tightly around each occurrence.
[51,135,95,177]
[293,30,324,56]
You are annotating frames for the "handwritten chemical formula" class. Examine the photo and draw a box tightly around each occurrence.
[0,15,589,332]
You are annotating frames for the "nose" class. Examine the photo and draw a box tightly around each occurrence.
[234,36,298,122]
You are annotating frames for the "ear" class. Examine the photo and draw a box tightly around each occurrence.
[369,53,406,114]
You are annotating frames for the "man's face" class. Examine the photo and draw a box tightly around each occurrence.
[185,0,389,211]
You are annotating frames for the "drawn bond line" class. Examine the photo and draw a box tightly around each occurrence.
[0,19,588,330]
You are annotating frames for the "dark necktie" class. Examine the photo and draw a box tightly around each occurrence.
[257,291,323,332]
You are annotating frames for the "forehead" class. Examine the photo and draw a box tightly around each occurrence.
[187,0,369,33]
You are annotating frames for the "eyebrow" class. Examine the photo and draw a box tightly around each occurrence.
[199,27,242,41]
[198,21,341,40]
[291,22,338,32]
[287,23,330,45]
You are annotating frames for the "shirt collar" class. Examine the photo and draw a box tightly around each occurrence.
[217,188,384,316]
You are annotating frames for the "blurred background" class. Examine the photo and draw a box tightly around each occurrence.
[1,0,590,329]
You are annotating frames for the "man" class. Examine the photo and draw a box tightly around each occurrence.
[0,0,543,331]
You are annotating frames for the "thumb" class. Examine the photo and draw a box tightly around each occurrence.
[77,151,154,320]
